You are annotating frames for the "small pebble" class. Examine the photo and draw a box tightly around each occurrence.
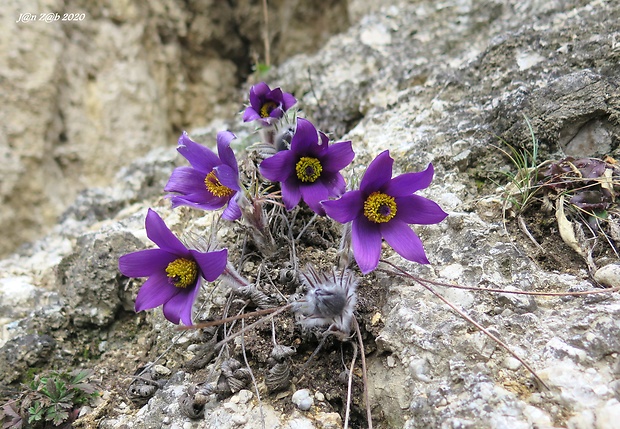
[594,264,620,288]
[292,389,313,411]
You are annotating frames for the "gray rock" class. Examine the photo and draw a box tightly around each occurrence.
[292,389,314,411]
[595,264,620,288]
[56,231,143,327]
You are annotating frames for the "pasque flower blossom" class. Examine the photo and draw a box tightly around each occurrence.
[259,118,354,215]
[118,209,228,325]
[242,82,297,126]
[322,151,448,274]
[165,131,242,221]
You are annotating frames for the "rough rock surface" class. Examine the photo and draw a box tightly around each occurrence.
[0,0,349,257]
[2,0,620,428]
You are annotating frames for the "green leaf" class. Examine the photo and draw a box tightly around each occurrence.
[27,401,44,423]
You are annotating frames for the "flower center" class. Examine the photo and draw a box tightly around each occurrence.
[204,171,234,198]
[295,157,323,183]
[363,192,397,223]
[260,101,278,118]
[165,258,198,288]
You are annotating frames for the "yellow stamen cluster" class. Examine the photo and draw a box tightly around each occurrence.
[363,191,397,223]
[295,157,323,183]
[260,101,278,118]
[165,258,198,288]
[204,171,234,198]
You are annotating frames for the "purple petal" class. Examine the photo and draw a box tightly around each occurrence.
[268,106,284,120]
[119,249,176,277]
[217,131,238,173]
[179,283,202,325]
[145,209,189,256]
[222,195,242,221]
[321,141,354,172]
[162,284,198,325]
[134,271,179,312]
[191,248,228,282]
[322,190,363,223]
[384,164,435,196]
[360,151,394,194]
[168,193,227,211]
[352,216,383,274]
[322,171,346,197]
[214,164,241,192]
[381,220,429,264]
[259,150,295,182]
[249,82,270,108]
[290,118,319,155]
[281,178,302,210]
[177,132,220,172]
[300,181,330,215]
[243,107,261,122]
[394,195,448,225]
[282,92,297,110]
[164,166,208,195]
[267,87,284,102]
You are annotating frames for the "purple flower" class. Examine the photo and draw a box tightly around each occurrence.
[322,151,448,274]
[118,209,228,325]
[259,118,354,215]
[164,131,242,221]
[242,82,297,126]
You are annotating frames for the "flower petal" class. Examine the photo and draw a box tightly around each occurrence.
[290,118,319,155]
[322,171,346,197]
[268,106,284,120]
[216,131,238,173]
[322,190,363,223]
[214,164,241,192]
[267,87,284,102]
[321,141,354,172]
[178,283,202,325]
[282,177,302,210]
[282,92,297,110]
[384,164,435,196]
[177,132,220,172]
[360,151,394,194]
[300,181,330,215]
[162,284,199,325]
[145,209,189,256]
[259,150,295,182]
[243,107,261,122]
[222,195,242,221]
[191,248,228,282]
[352,216,382,274]
[394,195,448,225]
[119,249,176,277]
[164,166,208,195]
[381,220,429,264]
[134,271,179,312]
[249,82,270,108]
[168,194,227,211]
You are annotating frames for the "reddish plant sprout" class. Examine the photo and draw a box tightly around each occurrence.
[539,157,619,212]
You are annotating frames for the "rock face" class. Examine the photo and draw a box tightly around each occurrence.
[1,1,620,429]
[0,0,349,257]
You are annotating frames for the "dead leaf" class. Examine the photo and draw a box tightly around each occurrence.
[555,196,584,257]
